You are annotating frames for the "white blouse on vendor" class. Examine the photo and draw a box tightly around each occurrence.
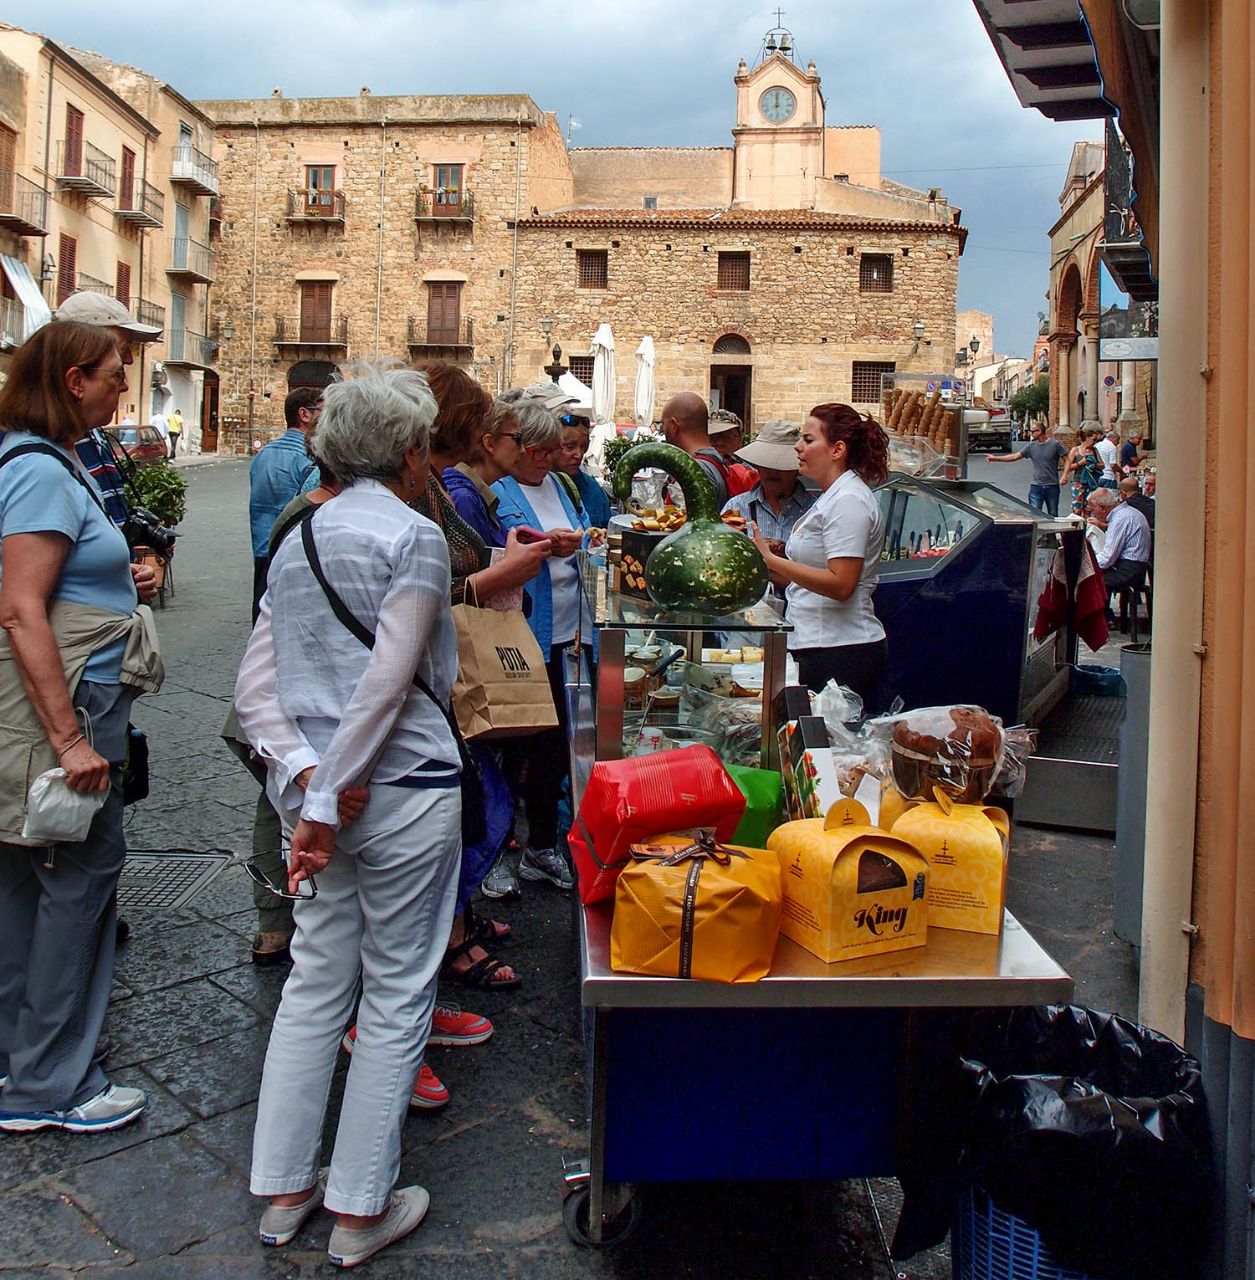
[784,470,886,651]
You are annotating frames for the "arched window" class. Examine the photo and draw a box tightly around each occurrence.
[288,359,339,390]
[712,333,751,355]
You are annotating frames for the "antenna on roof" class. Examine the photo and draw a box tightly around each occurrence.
[566,115,582,146]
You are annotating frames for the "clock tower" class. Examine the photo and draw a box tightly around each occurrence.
[732,21,825,209]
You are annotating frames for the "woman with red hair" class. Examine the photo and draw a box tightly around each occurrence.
[751,403,889,700]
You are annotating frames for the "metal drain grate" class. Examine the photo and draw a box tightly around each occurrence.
[117,853,231,912]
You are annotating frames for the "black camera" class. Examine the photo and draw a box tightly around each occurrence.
[122,505,178,556]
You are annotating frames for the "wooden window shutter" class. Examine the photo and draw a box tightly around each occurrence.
[426,282,461,342]
[120,147,136,209]
[116,261,132,310]
[57,233,77,306]
[65,104,84,174]
[300,281,333,341]
[0,126,15,211]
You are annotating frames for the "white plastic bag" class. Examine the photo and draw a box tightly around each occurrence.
[22,767,107,844]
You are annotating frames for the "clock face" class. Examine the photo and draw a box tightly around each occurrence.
[759,86,797,124]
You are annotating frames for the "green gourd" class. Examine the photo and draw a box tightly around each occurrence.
[611,442,769,615]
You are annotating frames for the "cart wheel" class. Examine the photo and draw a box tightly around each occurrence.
[562,1185,642,1248]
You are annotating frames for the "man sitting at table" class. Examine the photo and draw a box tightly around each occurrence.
[1097,478,1152,600]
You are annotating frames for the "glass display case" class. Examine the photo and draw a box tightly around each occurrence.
[569,552,792,772]
[873,476,1076,724]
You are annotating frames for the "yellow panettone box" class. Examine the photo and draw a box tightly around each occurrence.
[889,790,1010,935]
[767,799,930,963]
[610,832,784,984]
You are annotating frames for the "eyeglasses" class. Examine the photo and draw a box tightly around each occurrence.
[84,364,127,385]
[559,439,586,454]
[500,432,558,459]
[559,414,590,427]
[230,850,318,900]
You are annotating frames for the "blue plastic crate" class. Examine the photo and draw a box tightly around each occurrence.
[954,1185,1099,1280]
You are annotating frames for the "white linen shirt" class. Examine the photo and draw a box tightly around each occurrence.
[234,479,459,827]
[783,469,886,650]
[1097,499,1152,569]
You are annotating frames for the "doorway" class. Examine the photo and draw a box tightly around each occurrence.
[710,365,752,427]
[200,373,219,453]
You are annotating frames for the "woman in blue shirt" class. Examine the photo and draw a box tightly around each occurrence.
[490,390,587,893]
[0,322,159,1136]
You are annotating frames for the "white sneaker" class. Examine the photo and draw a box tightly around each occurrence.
[0,1083,148,1133]
[327,1185,430,1268]
[259,1168,329,1246]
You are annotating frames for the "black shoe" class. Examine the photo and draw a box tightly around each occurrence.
[115,918,131,946]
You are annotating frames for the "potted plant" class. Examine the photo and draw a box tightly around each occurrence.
[124,461,187,591]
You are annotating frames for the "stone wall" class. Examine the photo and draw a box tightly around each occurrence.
[570,148,732,209]
[208,110,558,449]
[512,216,961,427]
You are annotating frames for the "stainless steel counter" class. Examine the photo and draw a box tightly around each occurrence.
[580,902,1072,1009]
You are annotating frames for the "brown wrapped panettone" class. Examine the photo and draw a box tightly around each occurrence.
[889,705,1004,803]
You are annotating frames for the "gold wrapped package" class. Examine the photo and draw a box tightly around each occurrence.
[610,832,783,983]
[890,790,1009,936]
[768,799,930,963]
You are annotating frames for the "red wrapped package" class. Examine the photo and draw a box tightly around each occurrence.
[568,745,747,905]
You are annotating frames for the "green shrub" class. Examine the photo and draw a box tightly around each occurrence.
[125,461,188,527]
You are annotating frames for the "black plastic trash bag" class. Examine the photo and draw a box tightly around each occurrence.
[894,1005,1212,1280]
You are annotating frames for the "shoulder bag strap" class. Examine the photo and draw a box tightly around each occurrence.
[298,511,451,718]
[0,441,110,518]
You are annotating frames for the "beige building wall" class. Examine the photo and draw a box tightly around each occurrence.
[73,48,219,448]
[569,148,732,209]
[513,214,961,426]
[823,125,880,185]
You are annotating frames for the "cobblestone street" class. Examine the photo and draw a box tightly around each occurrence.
[0,458,1135,1278]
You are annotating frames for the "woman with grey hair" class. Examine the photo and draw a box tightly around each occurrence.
[234,363,461,1269]
[491,386,588,893]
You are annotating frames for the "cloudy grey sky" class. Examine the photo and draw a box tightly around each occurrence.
[20,0,1097,357]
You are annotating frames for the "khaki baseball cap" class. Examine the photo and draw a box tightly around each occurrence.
[55,292,164,339]
[520,380,580,412]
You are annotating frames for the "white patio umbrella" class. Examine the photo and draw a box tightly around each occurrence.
[558,369,594,415]
[633,336,657,430]
[591,322,616,425]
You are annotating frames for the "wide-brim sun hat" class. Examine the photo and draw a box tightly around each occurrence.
[54,292,165,339]
[736,420,801,471]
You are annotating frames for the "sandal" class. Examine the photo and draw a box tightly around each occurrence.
[441,935,521,990]
[251,931,294,967]
[465,904,511,945]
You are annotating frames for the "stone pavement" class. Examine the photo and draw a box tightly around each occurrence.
[0,459,1136,1278]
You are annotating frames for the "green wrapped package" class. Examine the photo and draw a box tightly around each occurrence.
[726,764,783,847]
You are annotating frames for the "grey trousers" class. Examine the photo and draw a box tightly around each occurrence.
[251,780,461,1216]
[0,681,133,1112]
[250,791,293,936]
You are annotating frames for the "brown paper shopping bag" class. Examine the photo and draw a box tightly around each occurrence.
[451,603,557,740]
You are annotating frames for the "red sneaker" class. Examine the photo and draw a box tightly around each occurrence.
[429,1003,493,1047]
[409,1063,449,1111]
[339,1027,451,1111]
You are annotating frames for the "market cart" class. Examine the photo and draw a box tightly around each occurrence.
[561,567,1073,1247]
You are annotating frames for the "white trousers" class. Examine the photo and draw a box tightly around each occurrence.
[250,781,460,1216]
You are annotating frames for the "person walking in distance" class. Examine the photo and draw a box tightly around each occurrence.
[166,407,183,459]
[985,422,1067,516]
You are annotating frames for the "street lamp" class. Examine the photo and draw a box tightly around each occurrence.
[911,320,926,354]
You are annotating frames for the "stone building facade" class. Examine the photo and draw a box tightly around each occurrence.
[199,31,963,449]
[198,93,570,452]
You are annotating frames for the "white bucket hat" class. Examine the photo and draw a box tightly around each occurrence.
[54,292,164,339]
[736,419,801,471]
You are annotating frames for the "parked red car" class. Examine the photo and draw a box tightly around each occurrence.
[105,425,168,467]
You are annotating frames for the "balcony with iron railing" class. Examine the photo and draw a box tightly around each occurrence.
[407,316,474,351]
[135,299,166,331]
[0,295,24,348]
[414,189,474,224]
[76,271,114,298]
[274,314,349,350]
[115,177,164,228]
[286,188,346,224]
[165,328,216,368]
[167,237,215,284]
[170,143,219,197]
[0,171,48,236]
[55,139,116,198]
